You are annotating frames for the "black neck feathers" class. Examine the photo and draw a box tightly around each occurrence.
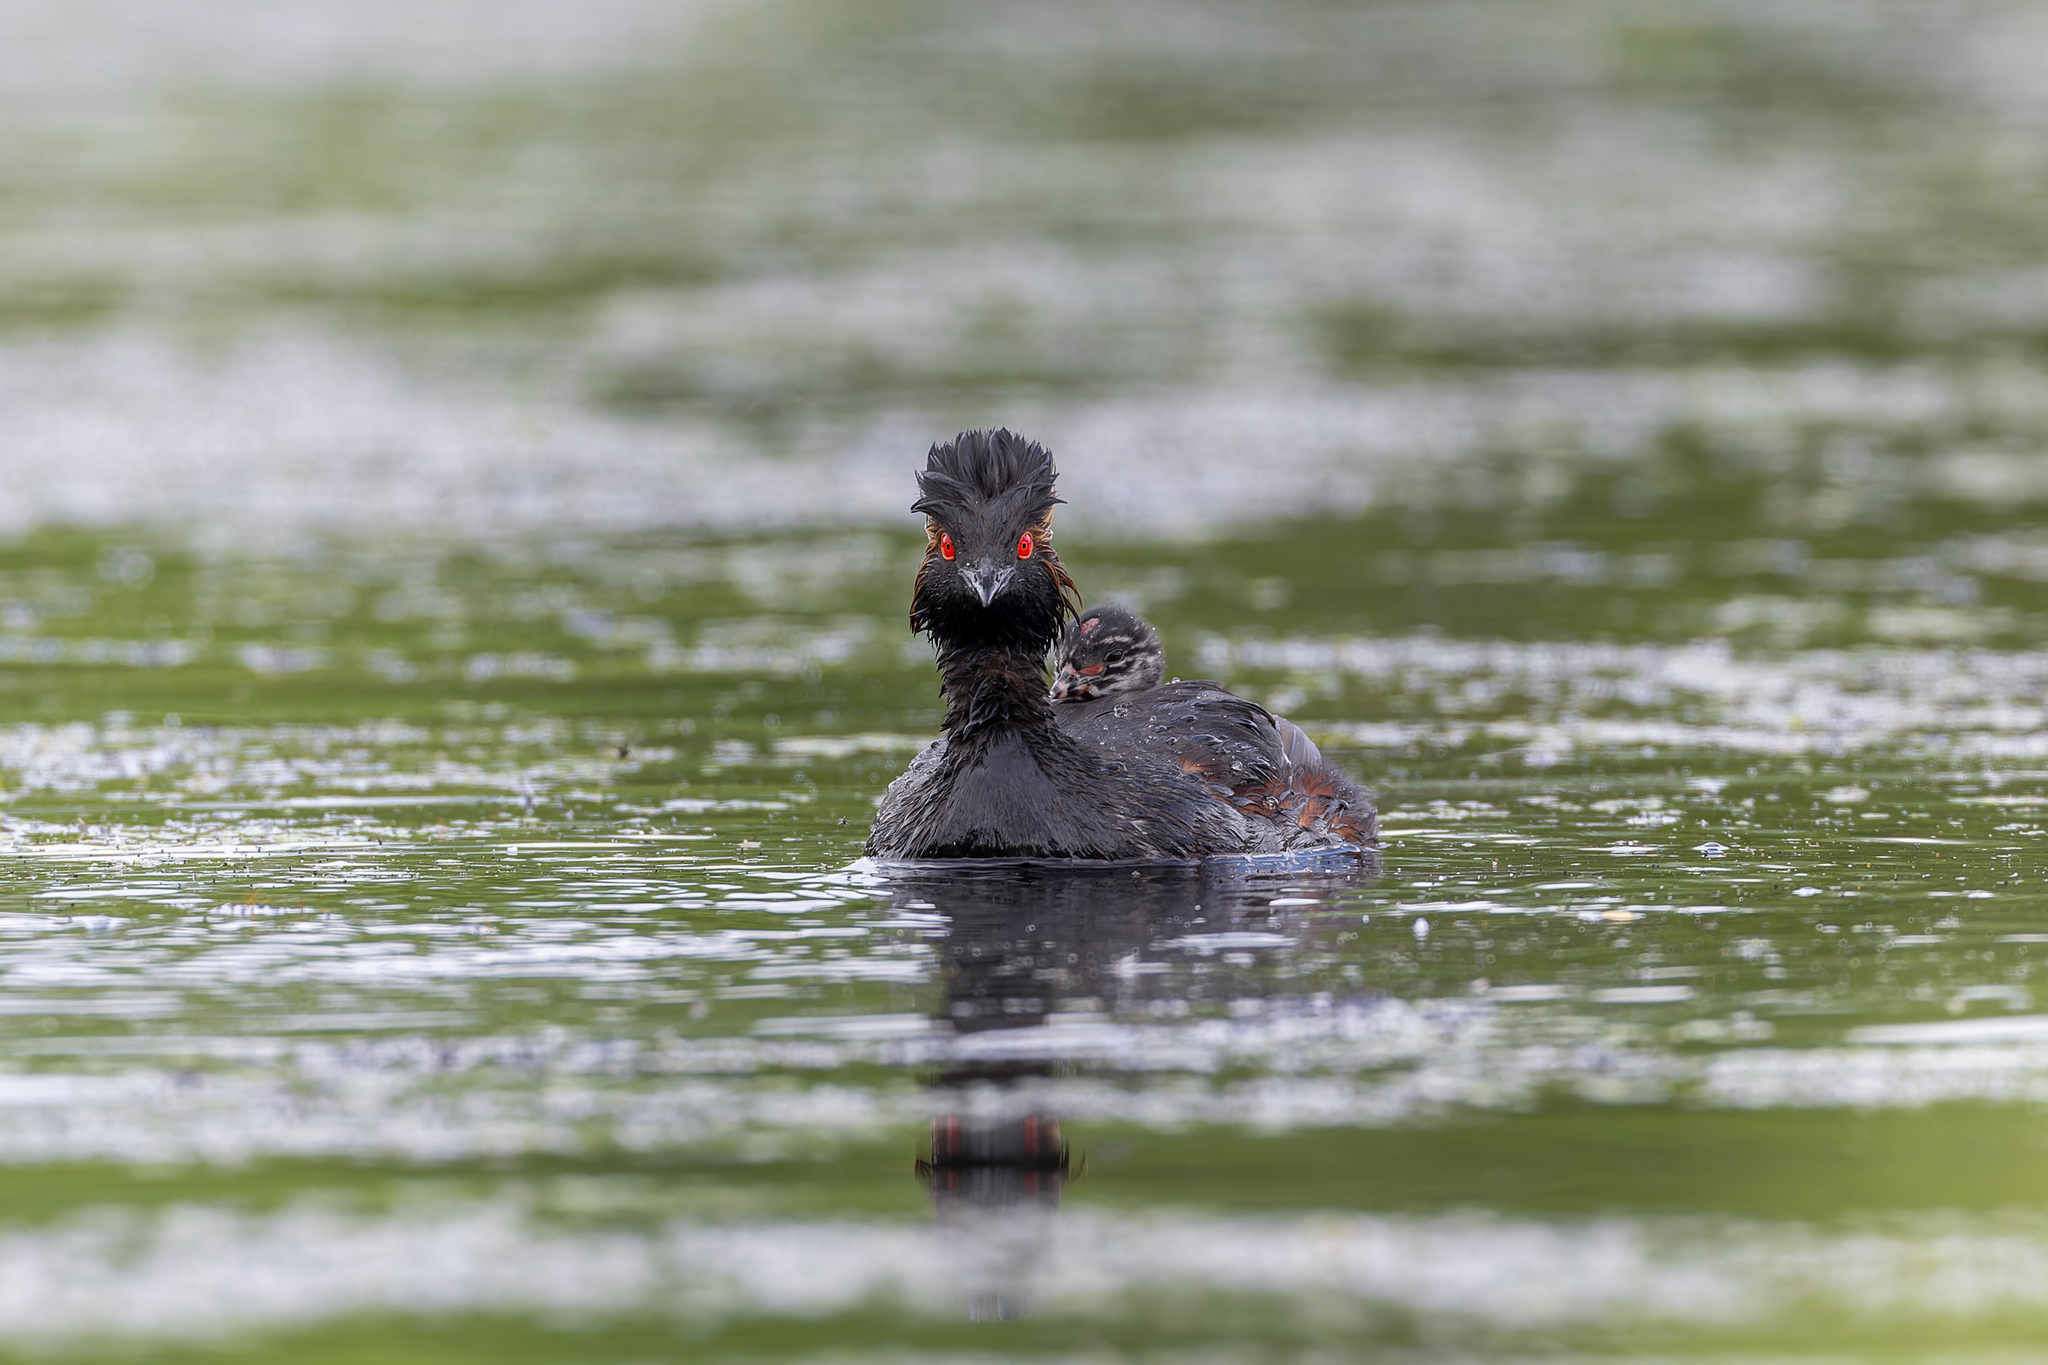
[935,635,1062,752]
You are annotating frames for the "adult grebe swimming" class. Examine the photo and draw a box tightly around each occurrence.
[865,429,1374,860]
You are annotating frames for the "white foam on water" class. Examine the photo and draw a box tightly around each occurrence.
[0,334,1548,538]
[1227,635,2048,756]
[6,335,2048,540]
[0,717,631,797]
[0,0,736,100]
[1,1197,2048,1341]
[1848,1015,2048,1045]
[14,993,2048,1164]
[1703,1041,2048,1109]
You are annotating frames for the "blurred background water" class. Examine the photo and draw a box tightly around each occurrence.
[8,0,2048,1360]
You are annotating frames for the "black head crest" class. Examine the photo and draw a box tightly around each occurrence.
[912,428,1062,531]
[907,428,1078,646]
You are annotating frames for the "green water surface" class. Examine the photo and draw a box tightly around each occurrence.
[0,474,2046,1359]
[9,0,2048,1358]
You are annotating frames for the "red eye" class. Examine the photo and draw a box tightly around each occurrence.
[1016,532,1034,559]
[939,535,955,561]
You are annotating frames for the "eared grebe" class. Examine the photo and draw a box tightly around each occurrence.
[865,429,1375,861]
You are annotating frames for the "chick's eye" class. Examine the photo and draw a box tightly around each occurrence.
[1107,650,1125,663]
[1016,532,1034,559]
[939,534,955,561]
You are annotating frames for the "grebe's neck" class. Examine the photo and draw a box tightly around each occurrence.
[935,636,1058,747]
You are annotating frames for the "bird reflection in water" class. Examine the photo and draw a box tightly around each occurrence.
[891,853,1378,1320]
[917,1107,1069,1321]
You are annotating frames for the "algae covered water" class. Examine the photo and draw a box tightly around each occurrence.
[8,0,2048,1359]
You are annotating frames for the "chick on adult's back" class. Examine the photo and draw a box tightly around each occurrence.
[1050,602,1374,850]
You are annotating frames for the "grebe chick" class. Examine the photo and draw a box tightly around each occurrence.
[1050,603,1163,700]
